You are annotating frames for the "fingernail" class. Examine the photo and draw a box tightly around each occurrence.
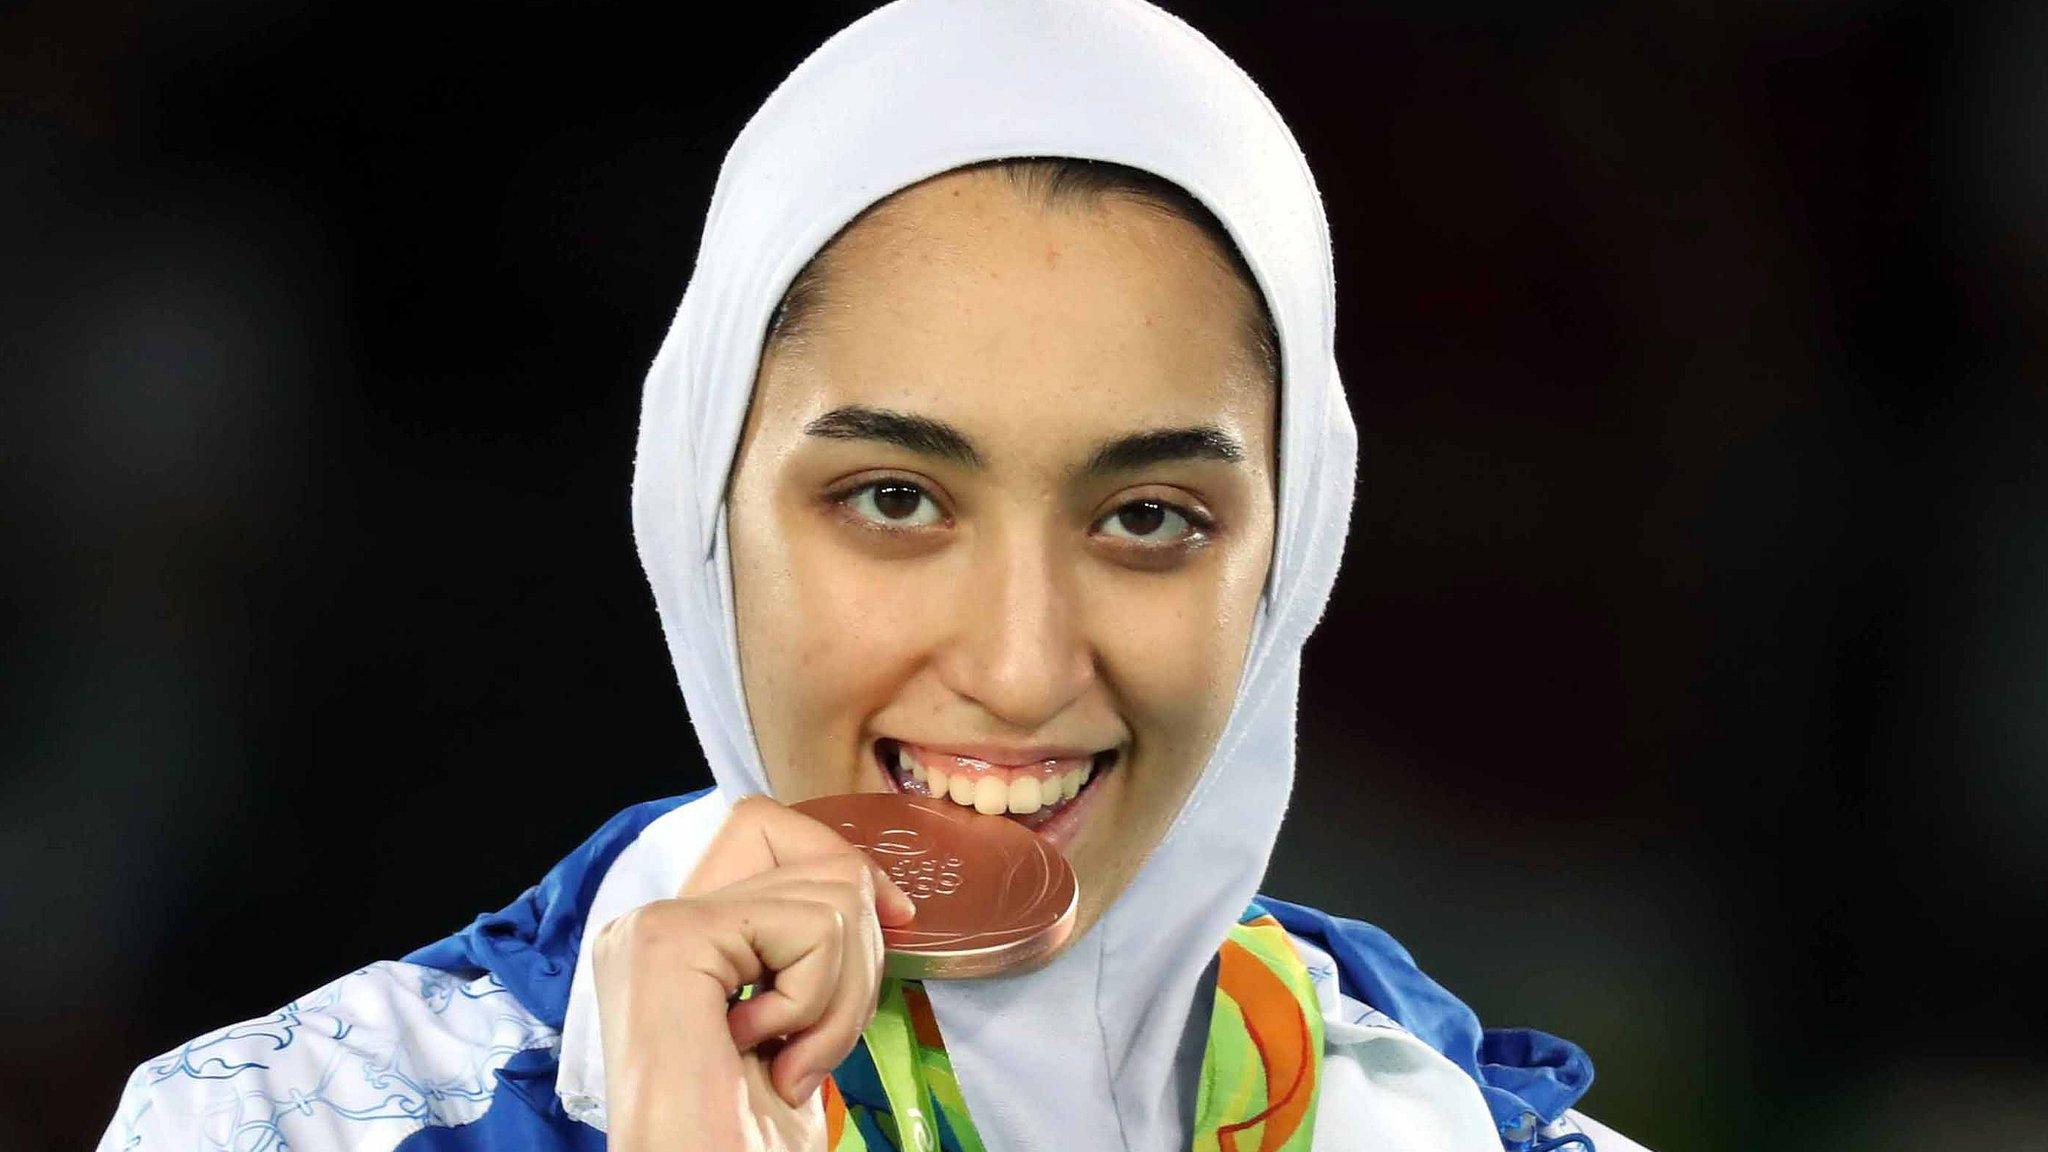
[791,1070,825,1103]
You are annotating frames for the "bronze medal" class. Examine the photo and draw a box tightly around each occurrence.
[791,791,1078,979]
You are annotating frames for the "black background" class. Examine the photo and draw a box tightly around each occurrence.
[5,2,2044,1149]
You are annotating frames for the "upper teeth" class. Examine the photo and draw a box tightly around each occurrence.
[897,745,1093,815]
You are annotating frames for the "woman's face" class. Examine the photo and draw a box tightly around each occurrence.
[725,166,1277,951]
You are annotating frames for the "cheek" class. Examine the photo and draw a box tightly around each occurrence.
[1091,562,1261,733]
[787,534,943,677]
[742,513,943,750]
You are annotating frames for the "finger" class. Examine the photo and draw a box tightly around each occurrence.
[685,794,855,896]
[716,861,892,1075]
[867,856,919,927]
[705,892,848,1038]
[590,902,774,1152]
[720,878,885,1085]
[712,851,904,936]
[762,881,888,1107]
[593,893,856,1139]
[688,794,919,926]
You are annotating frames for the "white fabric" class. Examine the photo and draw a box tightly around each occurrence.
[95,962,556,1152]
[555,789,734,1125]
[1290,935,1649,1150]
[1287,935,1502,1151]
[619,2,1355,1150]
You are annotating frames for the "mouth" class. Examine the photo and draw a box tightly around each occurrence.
[872,737,1119,845]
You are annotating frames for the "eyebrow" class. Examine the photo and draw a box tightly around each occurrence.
[804,406,984,468]
[1083,424,1246,475]
[802,404,1245,476]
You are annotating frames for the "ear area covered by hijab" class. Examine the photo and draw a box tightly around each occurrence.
[624,2,1356,1150]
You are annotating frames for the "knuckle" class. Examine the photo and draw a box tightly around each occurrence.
[801,904,849,962]
[596,899,701,960]
[797,897,843,940]
[823,849,869,885]
[811,877,860,922]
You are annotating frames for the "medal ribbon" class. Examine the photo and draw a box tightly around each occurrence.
[820,904,1324,1152]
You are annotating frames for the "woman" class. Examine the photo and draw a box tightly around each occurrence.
[97,2,1653,1150]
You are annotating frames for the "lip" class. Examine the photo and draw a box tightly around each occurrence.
[872,738,1120,853]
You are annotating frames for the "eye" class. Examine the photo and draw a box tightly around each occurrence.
[838,479,945,528]
[1094,499,1210,547]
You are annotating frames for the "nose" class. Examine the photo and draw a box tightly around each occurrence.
[937,526,1097,731]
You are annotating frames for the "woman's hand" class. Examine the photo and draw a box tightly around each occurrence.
[593,794,918,1152]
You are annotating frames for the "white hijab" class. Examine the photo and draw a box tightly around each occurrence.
[625,1,1356,1148]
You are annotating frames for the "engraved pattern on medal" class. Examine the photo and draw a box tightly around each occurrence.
[834,821,965,902]
[794,793,1077,966]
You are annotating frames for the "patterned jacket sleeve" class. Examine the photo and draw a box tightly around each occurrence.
[95,960,556,1152]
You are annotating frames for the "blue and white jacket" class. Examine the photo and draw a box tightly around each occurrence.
[95,789,1653,1152]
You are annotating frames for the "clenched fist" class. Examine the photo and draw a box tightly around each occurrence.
[593,794,918,1152]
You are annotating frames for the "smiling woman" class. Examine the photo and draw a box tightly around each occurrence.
[724,159,1280,949]
[93,3,1653,1151]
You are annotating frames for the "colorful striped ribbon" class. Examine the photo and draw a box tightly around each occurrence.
[820,903,1323,1152]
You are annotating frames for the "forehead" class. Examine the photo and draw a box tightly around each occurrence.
[753,170,1274,465]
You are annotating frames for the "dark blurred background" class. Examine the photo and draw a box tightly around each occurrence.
[5,1,2043,1149]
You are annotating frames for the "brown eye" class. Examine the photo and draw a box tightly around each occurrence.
[1096,499,1203,545]
[1118,503,1167,536]
[841,480,943,528]
[873,484,922,520]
